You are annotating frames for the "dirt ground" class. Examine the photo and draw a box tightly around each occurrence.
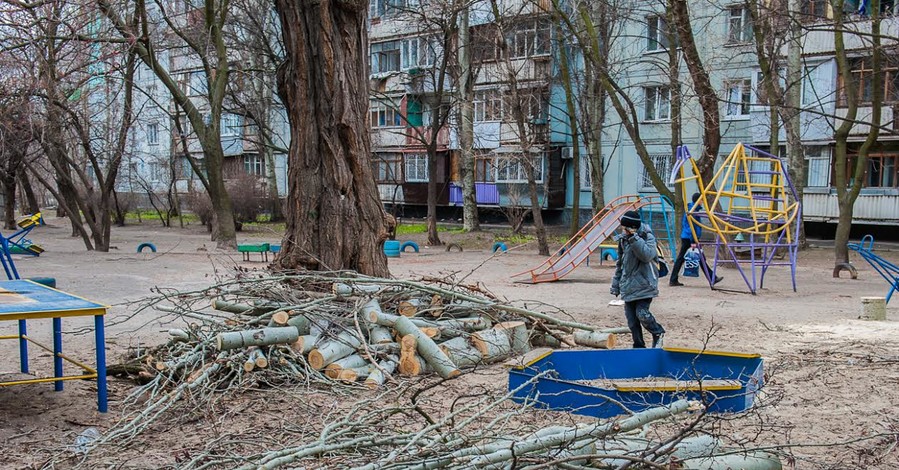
[0,216,898,469]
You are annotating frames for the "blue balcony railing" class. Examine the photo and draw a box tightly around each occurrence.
[448,182,500,205]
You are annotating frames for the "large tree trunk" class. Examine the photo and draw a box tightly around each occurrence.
[558,44,581,237]
[427,146,442,246]
[671,0,720,182]
[202,144,238,249]
[18,171,40,215]
[458,5,479,232]
[273,0,390,277]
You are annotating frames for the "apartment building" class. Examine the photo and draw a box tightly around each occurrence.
[368,0,899,227]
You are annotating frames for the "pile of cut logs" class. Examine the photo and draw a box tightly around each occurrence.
[204,279,626,387]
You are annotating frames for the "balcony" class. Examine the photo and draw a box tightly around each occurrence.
[448,182,500,205]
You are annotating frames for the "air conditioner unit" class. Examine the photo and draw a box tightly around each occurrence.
[561,146,574,160]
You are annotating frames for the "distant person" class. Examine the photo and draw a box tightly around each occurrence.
[610,210,665,348]
[669,193,723,287]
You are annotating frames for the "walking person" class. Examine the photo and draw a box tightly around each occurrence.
[610,210,665,348]
[669,193,722,287]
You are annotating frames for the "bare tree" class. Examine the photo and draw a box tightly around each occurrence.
[273,0,392,276]
[97,0,239,249]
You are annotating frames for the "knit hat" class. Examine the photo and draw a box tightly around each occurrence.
[620,210,641,229]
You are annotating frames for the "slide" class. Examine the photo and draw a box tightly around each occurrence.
[512,196,650,283]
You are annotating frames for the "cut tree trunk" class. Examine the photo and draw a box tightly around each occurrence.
[471,328,512,361]
[216,327,300,351]
[494,321,529,355]
[368,303,461,379]
[365,356,398,389]
[573,330,618,349]
[273,0,391,277]
[439,336,483,368]
[308,331,362,369]
[324,354,368,379]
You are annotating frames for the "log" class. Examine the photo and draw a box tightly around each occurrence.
[308,331,363,370]
[325,355,368,379]
[270,310,290,325]
[436,316,492,332]
[398,335,418,375]
[332,283,382,296]
[369,304,461,379]
[365,356,398,389]
[471,328,512,360]
[287,315,311,335]
[398,299,422,317]
[399,354,431,376]
[168,329,190,342]
[292,334,320,354]
[368,325,393,344]
[250,348,268,369]
[439,336,483,368]
[494,321,529,354]
[420,327,440,339]
[336,365,372,383]
[530,332,562,348]
[216,327,300,351]
[573,330,618,349]
[212,299,276,316]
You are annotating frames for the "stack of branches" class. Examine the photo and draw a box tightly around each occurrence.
[98,271,628,451]
[163,382,783,470]
[113,271,626,390]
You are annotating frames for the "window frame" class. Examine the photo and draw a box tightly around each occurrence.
[404,153,429,182]
[370,40,402,75]
[646,15,670,52]
[495,154,544,183]
[837,56,899,107]
[243,154,265,176]
[640,154,674,191]
[643,85,671,122]
[727,6,753,44]
[579,154,592,190]
[805,146,832,187]
[370,99,403,128]
[505,19,551,59]
[371,153,403,183]
[147,122,159,146]
[724,78,753,119]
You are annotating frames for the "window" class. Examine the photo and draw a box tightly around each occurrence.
[724,78,752,118]
[370,99,403,127]
[580,155,592,190]
[805,146,831,187]
[221,113,242,136]
[644,86,671,121]
[475,156,495,182]
[505,19,550,59]
[801,64,823,105]
[496,154,544,183]
[727,6,752,44]
[404,153,428,182]
[646,15,670,52]
[149,161,164,181]
[370,41,401,74]
[640,154,673,190]
[866,153,899,188]
[369,0,416,18]
[838,56,899,107]
[474,89,504,122]
[147,122,159,146]
[402,36,440,69]
[799,0,828,21]
[244,154,265,176]
[372,153,402,183]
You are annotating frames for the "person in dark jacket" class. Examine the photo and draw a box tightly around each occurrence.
[669,193,723,287]
[610,210,666,348]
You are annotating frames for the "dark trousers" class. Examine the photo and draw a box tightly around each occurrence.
[624,298,665,348]
[669,238,693,283]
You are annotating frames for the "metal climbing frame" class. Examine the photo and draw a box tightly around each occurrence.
[849,235,899,304]
[669,144,802,294]
[638,195,677,262]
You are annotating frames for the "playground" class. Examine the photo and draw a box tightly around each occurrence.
[0,213,897,467]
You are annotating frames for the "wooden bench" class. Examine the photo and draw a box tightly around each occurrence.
[238,243,270,262]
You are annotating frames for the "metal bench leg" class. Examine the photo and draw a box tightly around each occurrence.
[18,319,28,373]
[94,315,108,413]
[54,317,63,391]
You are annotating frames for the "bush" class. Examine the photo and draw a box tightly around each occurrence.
[186,190,214,231]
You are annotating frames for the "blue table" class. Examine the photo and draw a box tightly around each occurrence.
[0,280,108,412]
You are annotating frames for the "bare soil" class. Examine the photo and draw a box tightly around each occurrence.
[0,216,897,469]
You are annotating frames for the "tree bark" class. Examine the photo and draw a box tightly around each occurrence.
[273,0,391,277]
[18,171,40,215]
[558,44,581,237]
[670,0,720,182]
[458,5,480,232]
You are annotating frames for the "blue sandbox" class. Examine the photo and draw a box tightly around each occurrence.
[508,348,763,418]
